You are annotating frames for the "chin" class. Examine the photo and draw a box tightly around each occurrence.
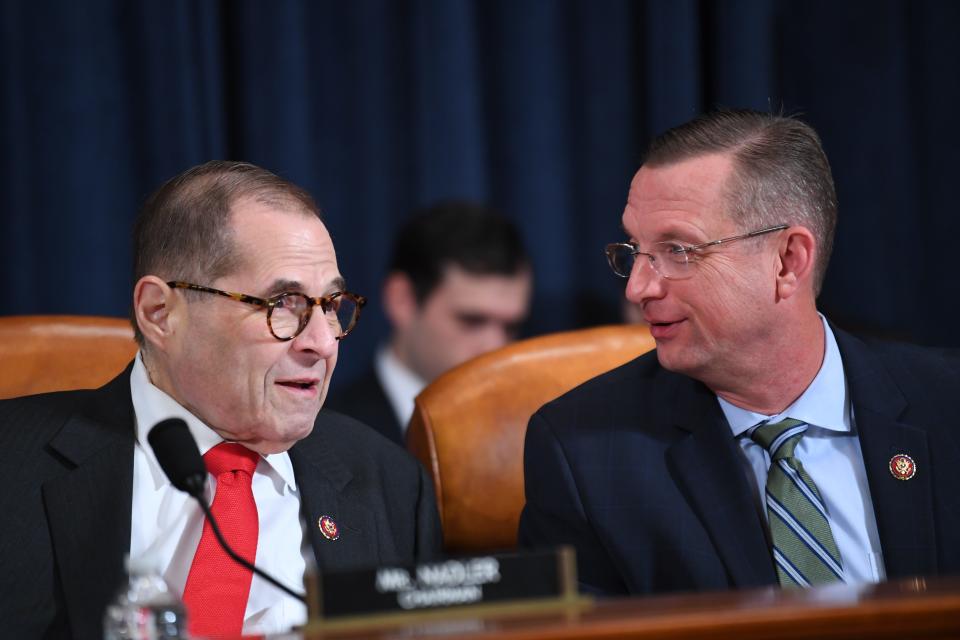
[655,347,684,373]
[281,420,316,444]
[257,430,313,454]
[655,348,701,377]
[241,417,315,453]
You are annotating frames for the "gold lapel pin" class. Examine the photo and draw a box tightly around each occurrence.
[889,453,916,481]
[318,515,340,541]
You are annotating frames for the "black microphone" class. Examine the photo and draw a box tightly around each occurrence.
[148,418,207,497]
[147,418,306,603]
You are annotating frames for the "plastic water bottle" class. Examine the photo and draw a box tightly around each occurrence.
[103,556,188,640]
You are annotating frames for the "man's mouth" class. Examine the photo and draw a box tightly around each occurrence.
[647,318,686,339]
[276,379,319,391]
[646,316,682,326]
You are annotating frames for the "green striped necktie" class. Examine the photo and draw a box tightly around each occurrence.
[749,418,845,587]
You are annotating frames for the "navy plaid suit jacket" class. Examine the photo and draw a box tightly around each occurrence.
[519,326,960,594]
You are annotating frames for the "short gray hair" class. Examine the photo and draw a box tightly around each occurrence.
[645,109,837,294]
[130,160,322,345]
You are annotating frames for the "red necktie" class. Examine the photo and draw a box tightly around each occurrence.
[183,442,260,639]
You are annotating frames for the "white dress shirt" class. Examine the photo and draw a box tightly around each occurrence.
[375,344,427,434]
[717,315,886,584]
[128,353,308,635]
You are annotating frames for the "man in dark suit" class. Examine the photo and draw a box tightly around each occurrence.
[0,161,441,639]
[519,110,960,595]
[326,202,532,444]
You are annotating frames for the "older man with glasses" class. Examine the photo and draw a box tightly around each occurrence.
[520,109,960,596]
[0,161,441,639]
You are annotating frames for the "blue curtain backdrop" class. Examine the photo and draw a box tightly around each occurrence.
[2,0,958,386]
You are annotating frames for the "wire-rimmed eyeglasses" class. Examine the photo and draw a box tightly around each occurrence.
[167,281,367,341]
[604,224,788,280]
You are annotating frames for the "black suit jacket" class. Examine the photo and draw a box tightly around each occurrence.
[0,368,441,640]
[325,367,405,446]
[519,327,960,594]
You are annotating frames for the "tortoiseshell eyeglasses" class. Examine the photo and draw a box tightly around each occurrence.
[167,281,367,341]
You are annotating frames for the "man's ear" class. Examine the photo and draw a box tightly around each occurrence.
[133,276,178,350]
[382,272,419,331]
[775,226,817,300]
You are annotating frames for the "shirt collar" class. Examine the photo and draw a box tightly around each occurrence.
[375,344,427,432]
[130,352,298,493]
[718,314,851,437]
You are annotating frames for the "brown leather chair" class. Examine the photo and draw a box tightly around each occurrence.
[407,324,656,553]
[0,315,137,399]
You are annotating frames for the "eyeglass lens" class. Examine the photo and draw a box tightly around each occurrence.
[606,243,693,279]
[606,244,634,277]
[269,293,359,339]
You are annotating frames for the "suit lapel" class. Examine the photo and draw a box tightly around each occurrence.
[835,329,937,578]
[661,373,777,588]
[290,416,381,572]
[42,372,135,638]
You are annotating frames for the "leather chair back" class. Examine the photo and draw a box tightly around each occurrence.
[407,324,656,553]
[0,315,137,399]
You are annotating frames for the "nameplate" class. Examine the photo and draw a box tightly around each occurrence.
[309,547,577,619]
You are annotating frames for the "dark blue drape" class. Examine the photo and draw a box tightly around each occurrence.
[3,0,958,385]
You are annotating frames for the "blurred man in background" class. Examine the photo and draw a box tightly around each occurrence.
[327,201,532,445]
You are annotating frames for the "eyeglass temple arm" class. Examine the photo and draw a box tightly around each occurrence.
[690,224,789,251]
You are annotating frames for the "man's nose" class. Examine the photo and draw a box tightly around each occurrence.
[291,311,338,356]
[625,256,665,303]
[471,324,512,356]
